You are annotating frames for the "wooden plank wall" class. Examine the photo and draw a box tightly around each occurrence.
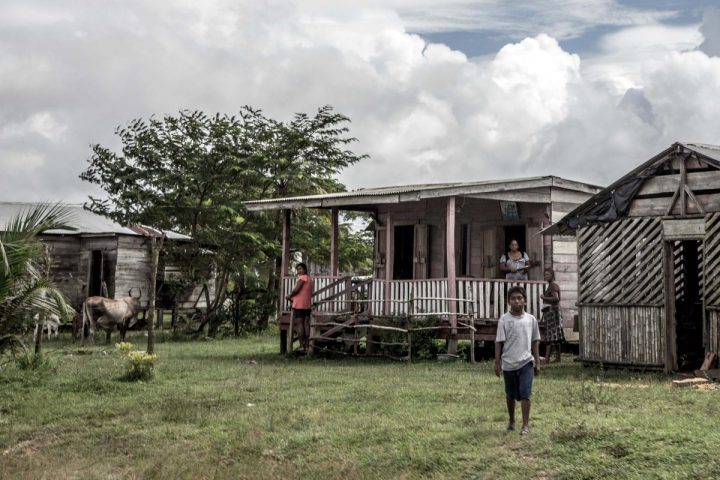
[551,188,599,335]
[114,236,152,307]
[579,305,665,366]
[43,236,86,308]
[706,309,720,355]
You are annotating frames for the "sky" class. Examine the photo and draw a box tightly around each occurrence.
[1,0,720,203]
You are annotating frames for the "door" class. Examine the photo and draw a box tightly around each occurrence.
[480,227,498,278]
[413,224,428,279]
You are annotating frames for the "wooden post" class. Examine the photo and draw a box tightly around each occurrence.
[663,241,676,372]
[344,276,352,312]
[281,210,291,352]
[330,207,339,278]
[308,313,315,354]
[384,211,394,316]
[446,197,458,354]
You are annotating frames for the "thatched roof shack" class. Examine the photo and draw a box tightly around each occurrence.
[545,142,720,371]
[0,203,211,310]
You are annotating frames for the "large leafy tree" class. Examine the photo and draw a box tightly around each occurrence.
[81,106,368,338]
[0,205,75,355]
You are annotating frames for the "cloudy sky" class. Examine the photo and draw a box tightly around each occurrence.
[1,0,719,202]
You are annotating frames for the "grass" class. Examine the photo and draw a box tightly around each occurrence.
[1,332,720,479]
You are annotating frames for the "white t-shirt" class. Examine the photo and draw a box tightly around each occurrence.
[495,311,540,371]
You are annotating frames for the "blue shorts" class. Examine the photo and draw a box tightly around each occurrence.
[503,361,534,401]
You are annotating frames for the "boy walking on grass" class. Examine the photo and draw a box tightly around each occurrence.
[495,286,540,435]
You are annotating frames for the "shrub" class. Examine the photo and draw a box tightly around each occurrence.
[116,342,157,381]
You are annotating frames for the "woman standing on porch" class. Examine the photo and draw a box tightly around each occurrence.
[286,263,313,353]
[540,268,564,363]
[499,239,531,281]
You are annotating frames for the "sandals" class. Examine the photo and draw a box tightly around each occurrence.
[507,422,515,432]
[520,425,530,435]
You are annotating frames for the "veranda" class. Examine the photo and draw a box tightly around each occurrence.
[246,176,601,357]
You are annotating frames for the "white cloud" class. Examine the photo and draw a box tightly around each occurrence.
[0,0,718,204]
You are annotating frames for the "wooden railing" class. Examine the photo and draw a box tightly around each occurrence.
[284,276,546,319]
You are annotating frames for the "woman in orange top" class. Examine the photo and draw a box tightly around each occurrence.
[286,263,313,352]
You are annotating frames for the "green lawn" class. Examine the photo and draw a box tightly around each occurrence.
[1,332,719,480]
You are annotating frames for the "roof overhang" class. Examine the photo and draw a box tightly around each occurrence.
[245,175,601,211]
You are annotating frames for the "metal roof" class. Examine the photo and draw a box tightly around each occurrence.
[0,202,190,240]
[245,175,602,211]
[543,142,720,236]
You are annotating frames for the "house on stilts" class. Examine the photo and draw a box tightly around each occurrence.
[544,142,720,372]
[246,176,601,357]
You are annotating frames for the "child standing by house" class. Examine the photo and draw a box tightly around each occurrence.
[495,286,541,435]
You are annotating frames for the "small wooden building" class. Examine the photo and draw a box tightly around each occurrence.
[0,203,212,311]
[246,176,601,353]
[545,142,720,372]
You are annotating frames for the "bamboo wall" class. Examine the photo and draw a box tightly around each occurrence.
[577,217,665,365]
[579,305,665,366]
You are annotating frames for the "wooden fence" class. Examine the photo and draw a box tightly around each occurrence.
[283,276,544,319]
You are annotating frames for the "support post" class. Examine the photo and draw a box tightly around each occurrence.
[281,210,292,353]
[384,211,394,316]
[308,313,315,354]
[446,197,458,354]
[330,207,339,277]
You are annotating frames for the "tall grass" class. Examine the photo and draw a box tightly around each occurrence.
[1,332,719,479]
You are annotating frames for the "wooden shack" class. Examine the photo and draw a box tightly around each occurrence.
[545,142,720,372]
[0,203,213,312]
[246,176,601,354]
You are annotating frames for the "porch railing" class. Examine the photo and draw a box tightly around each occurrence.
[282,276,545,319]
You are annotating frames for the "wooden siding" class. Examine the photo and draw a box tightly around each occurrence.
[114,236,152,307]
[704,213,720,306]
[707,308,720,355]
[579,305,665,366]
[578,218,663,304]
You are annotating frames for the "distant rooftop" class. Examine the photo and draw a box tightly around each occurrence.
[0,202,191,240]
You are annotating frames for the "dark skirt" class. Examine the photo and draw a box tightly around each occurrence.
[542,305,565,343]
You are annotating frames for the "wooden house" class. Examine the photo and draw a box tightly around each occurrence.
[0,203,213,312]
[246,176,601,354]
[544,142,720,372]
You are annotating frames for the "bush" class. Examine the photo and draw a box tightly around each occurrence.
[116,342,157,381]
[15,350,55,372]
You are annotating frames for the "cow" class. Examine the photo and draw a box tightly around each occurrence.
[81,289,141,345]
[33,313,61,338]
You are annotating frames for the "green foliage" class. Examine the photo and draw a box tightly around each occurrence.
[0,204,75,354]
[375,315,441,360]
[80,106,369,332]
[116,342,157,382]
[14,350,55,372]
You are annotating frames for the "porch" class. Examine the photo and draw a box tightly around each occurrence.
[279,275,545,357]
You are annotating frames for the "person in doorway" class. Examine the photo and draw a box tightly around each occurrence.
[499,239,532,280]
[286,263,313,352]
[540,268,565,363]
[495,286,541,435]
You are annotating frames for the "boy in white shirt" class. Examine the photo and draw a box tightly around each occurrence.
[495,286,540,435]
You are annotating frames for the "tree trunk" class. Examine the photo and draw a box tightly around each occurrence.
[147,235,165,354]
[34,320,43,355]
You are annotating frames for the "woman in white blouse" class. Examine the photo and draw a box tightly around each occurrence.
[499,239,531,281]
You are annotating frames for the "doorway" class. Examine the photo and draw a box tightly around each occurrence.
[667,240,705,371]
[502,225,527,256]
[88,250,111,297]
[393,225,414,280]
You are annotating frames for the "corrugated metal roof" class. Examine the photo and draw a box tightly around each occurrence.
[684,142,720,163]
[0,202,191,240]
[245,175,602,211]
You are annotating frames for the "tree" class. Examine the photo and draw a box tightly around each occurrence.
[0,205,74,355]
[80,106,367,337]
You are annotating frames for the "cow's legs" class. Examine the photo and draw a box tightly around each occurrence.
[105,328,112,345]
